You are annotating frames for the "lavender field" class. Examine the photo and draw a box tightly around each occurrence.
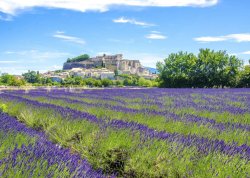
[0,88,250,177]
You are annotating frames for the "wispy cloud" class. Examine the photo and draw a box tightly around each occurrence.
[150,31,161,34]
[3,50,71,62]
[96,52,112,56]
[146,32,167,40]
[53,31,85,45]
[126,53,165,67]
[194,33,250,43]
[228,51,250,56]
[0,50,70,74]
[242,51,250,55]
[0,0,219,15]
[0,60,19,64]
[113,17,155,27]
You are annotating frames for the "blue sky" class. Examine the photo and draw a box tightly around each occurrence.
[0,0,250,74]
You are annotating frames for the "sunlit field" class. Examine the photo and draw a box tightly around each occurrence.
[0,88,250,177]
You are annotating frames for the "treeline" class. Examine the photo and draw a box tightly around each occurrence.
[0,71,157,88]
[157,49,250,88]
[0,74,26,86]
[60,75,157,87]
[66,54,90,63]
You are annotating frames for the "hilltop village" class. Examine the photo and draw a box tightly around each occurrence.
[42,54,157,82]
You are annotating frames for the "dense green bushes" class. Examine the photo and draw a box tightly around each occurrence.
[157,48,250,88]
[0,74,26,86]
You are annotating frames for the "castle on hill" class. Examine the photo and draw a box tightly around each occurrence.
[63,54,150,76]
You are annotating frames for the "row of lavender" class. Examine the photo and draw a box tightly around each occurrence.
[9,89,250,145]
[0,111,107,177]
[1,91,250,160]
[11,88,250,114]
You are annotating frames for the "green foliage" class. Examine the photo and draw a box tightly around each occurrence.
[0,104,7,112]
[101,78,113,87]
[84,78,95,87]
[22,70,41,84]
[118,75,155,87]
[60,75,156,88]
[138,77,152,87]
[157,49,243,88]
[114,69,119,76]
[157,51,197,87]
[66,54,90,63]
[238,65,250,87]
[0,74,26,86]
[94,80,102,87]
[115,80,123,86]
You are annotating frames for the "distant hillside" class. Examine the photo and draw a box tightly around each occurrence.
[145,67,158,74]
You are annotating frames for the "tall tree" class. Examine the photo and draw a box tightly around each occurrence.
[22,70,41,83]
[157,51,197,87]
[239,65,250,87]
[157,49,243,88]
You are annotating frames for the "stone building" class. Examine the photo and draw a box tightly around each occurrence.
[70,68,115,80]
[63,54,150,76]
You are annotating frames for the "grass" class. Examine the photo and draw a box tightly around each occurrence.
[21,95,250,146]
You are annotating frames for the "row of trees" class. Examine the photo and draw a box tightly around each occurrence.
[0,74,26,86]
[157,49,250,88]
[62,76,157,87]
[0,71,157,87]
[66,54,90,63]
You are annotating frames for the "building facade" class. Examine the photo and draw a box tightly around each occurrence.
[63,54,150,76]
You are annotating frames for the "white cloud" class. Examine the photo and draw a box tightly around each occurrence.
[194,33,250,43]
[227,34,250,42]
[53,31,85,45]
[126,53,164,67]
[0,0,219,15]
[146,33,167,40]
[242,51,250,55]
[97,52,112,56]
[113,17,155,27]
[194,36,227,42]
[228,53,238,56]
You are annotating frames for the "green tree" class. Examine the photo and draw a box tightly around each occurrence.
[157,49,243,88]
[194,49,242,87]
[84,78,95,87]
[115,80,123,86]
[101,78,113,87]
[238,65,250,87]
[22,71,41,83]
[74,76,85,86]
[66,54,90,63]
[114,69,119,76]
[138,77,146,86]
[0,74,25,86]
[157,51,197,87]
[123,78,133,86]
[94,80,102,87]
